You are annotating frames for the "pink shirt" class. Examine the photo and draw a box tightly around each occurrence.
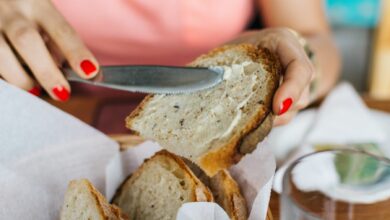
[52,0,253,66]
[51,1,254,133]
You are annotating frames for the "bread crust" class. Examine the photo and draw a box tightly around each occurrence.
[238,113,274,154]
[184,160,248,220]
[87,180,127,220]
[210,170,248,220]
[112,150,213,205]
[183,162,248,220]
[62,179,127,220]
[126,44,281,176]
[125,95,154,136]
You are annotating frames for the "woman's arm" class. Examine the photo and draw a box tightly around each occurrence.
[259,0,341,100]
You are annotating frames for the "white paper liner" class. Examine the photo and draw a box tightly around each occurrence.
[177,203,230,220]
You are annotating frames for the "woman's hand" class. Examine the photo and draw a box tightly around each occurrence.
[0,0,98,101]
[230,28,316,126]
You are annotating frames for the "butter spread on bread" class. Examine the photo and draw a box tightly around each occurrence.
[126,44,281,176]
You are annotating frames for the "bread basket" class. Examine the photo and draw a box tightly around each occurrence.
[110,134,274,220]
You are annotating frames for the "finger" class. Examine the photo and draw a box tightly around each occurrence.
[3,14,70,101]
[273,38,314,115]
[273,110,297,126]
[294,86,310,110]
[41,31,66,66]
[0,33,40,94]
[36,2,99,79]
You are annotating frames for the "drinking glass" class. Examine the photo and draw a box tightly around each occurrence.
[281,149,390,220]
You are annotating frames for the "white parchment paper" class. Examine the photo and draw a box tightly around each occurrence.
[0,80,275,220]
[0,80,120,219]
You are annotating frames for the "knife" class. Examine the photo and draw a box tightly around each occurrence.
[64,65,225,94]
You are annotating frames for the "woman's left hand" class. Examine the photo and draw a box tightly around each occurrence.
[230,28,315,126]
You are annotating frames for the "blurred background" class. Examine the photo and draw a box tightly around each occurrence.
[324,0,385,95]
[48,0,390,134]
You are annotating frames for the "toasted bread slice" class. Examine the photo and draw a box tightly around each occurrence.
[112,150,213,220]
[126,44,281,175]
[184,159,247,220]
[60,179,127,220]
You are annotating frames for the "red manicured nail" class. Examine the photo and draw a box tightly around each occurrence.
[80,60,97,76]
[52,85,70,102]
[28,86,41,96]
[279,98,293,115]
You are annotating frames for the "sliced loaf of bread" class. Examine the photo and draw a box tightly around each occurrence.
[126,44,281,175]
[112,150,213,220]
[60,179,127,220]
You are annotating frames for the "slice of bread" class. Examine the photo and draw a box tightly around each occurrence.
[184,159,247,220]
[209,170,248,220]
[60,179,127,220]
[112,150,213,220]
[126,44,281,176]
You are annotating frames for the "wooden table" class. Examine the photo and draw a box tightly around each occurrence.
[45,94,390,220]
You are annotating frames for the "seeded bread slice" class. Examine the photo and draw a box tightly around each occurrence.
[60,179,127,220]
[126,44,281,176]
[112,150,213,220]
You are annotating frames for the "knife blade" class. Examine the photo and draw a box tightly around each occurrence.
[64,65,224,94]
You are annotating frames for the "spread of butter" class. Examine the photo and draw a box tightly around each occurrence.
[221,61,252,80]
[218,61,259,138]
[221,92,254,138]
[139,61,266,156]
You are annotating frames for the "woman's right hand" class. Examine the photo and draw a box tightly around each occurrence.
[0,0,99,101]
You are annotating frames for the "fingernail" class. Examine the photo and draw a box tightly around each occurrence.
[52,85,70,102]
[28,86,41,96]
[80,60,97,76]
[279,97,293,115]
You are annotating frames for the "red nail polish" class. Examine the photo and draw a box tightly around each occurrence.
[52,86,70,102]
[28,87,41,96]
[80,60,97,76]
[279,98,293,115]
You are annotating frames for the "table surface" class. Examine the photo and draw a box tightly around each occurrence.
[45,94,390,220]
